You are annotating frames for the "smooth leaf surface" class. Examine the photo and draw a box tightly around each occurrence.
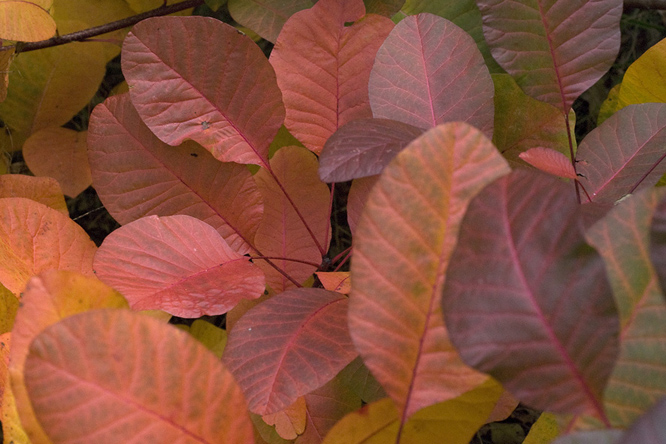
[337,356,387,404]
[122,16,284,166]
[651,193,666,300]
[349,122,510,420]
[0,174,67,214]
[23,127,91,197]
[24,309,254,443]
[616,397,666,444]
[587,188,666,427]
[442,170,619,419]
[576,103,666,204]
[318,118,423,182]
[519,147,577,179]
[0,283,18,333]
[617,37,666,109]
[262,397,307,440]
[346,175,379,235]
[0,197,96,295]
[253,146,330,291]
[270,0,394,154]
[224,288,357,415]
[368,13,494,138]
[477,0,622,113]
[0,1,55,41]
[553,430,623,444]
[315,271,351,295]
[88,93,263,255]
[9,270,128,444]
[228,0,313,43]
[94,215,265,317]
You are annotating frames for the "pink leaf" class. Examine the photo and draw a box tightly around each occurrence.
[346,175,379,236]
[616,397,666,444]
[223,288,357,415]
[253,146,331,292]
[576,103,666,204]
[122,16,285,166]
[318,118,423,182]
[93,215,265,317]
[442,169,619,420]
[519,147,577,179]
[24,309,253,443]
[227,0,313,43]
[368,13,494,138]
[88,93,263,255]
[477,0,622,113]
[270,0,394,154]
[349,122,510,420]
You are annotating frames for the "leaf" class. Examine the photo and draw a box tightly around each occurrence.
[349,122,510,420]
[322,379,503,444]
[553,430,623,444]
[485,390,519,423]
[364,0,404,16]
[228,0,313,43]
[315,271,351,294]
[263,397,307,440]
[587,189,666,427]
[617,36,666,109]
[337,356,387,404]
[94,215,265,318]
[0,43,106,149]
[8,270,129,444]
[253,146,330,292]
[492,73,574,165]
[0,1,56,41]
[576,103,666,204]
[477,0,622,113]
[615,397,666,444]
[223,288,357,415]
[318,118,423,182]
[0,332,9,396]
[0,174,67,214]
[0,283,18,333]
[87,93,263,255]
[24,309,254,443]
[23,127,92,197]
[187,319,227,358]
[270,0,394,154]
[598,83,622,126]
[122,16,285,166]
[0,197,96,295]
[523,412,560,444]
[519,147,577,179]
[442,169,619,419]
[368,13,494,139]
[0,46,14,103]
[346,175,379,235]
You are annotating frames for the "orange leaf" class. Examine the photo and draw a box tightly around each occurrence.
[346,175,378,235]
[23,127,92,197]
[262,397,307,440]
[0,1,56,42]
[0,197,96,295]
[0,174,67,213]
[519,147,577,179]
[8,270,128,444]
[315,271,351,294]
[24,309,254,443]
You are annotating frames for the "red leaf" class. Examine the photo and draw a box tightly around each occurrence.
[519,147,577,179]
[318,118,423,183]
[442,170,619,419]
[253,146,331,292]
[477,0,622,113]
[88,93,263,255]
[270,0,394,154]
[24,309,253,443]
[0,198,96,295]
[223,288,357,416]
[228,0,313,43]
[122,16,285,166]
[93,215,265,317]
[349,122,510,420]
[346,175,379,235]
[368,13,494,138]
[576,103,666,204]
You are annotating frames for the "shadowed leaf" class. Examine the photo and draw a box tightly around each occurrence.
[228,0,313,43]
[442,170,619,419]
[615,397,666,444]
[346,175,379,235]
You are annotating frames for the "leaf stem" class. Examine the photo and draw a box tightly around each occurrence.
[564,112,582,204]
[250,256,321,268]
[4,0,205,54]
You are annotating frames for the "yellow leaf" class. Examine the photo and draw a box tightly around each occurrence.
[597,83,622,126]
[618,37,666,109]
[189,319,227,358]
[2,381,30,444]
[0,283,18,334]
[0,1,56,42]
[524,412,560,444]
[262,397,307,440]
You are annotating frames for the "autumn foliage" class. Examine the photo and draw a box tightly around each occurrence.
[1,0,666,443]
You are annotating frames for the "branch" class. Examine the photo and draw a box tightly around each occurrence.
[624,0,666,9]
[4,0,205,54]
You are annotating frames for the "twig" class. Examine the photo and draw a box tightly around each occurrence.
[3,0,205,54]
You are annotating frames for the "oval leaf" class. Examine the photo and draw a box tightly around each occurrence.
[270,0,394,154]
[519,147,577,179]
[0,175,67,214]
[0,1,56,42]
[576,103,666,204]
[442,169,619,419]
[88,93,263,255]
[94,215,265,317]
[318,118,424,182]
[0,197,96,295]
[24,309,253,443]
[122,16,285,166]
[477,0,621,112]
[349,122,510,420]
[617,36,666,109]
[223,288,357,415]
[368,13,494,138]
[227,0,313,43]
